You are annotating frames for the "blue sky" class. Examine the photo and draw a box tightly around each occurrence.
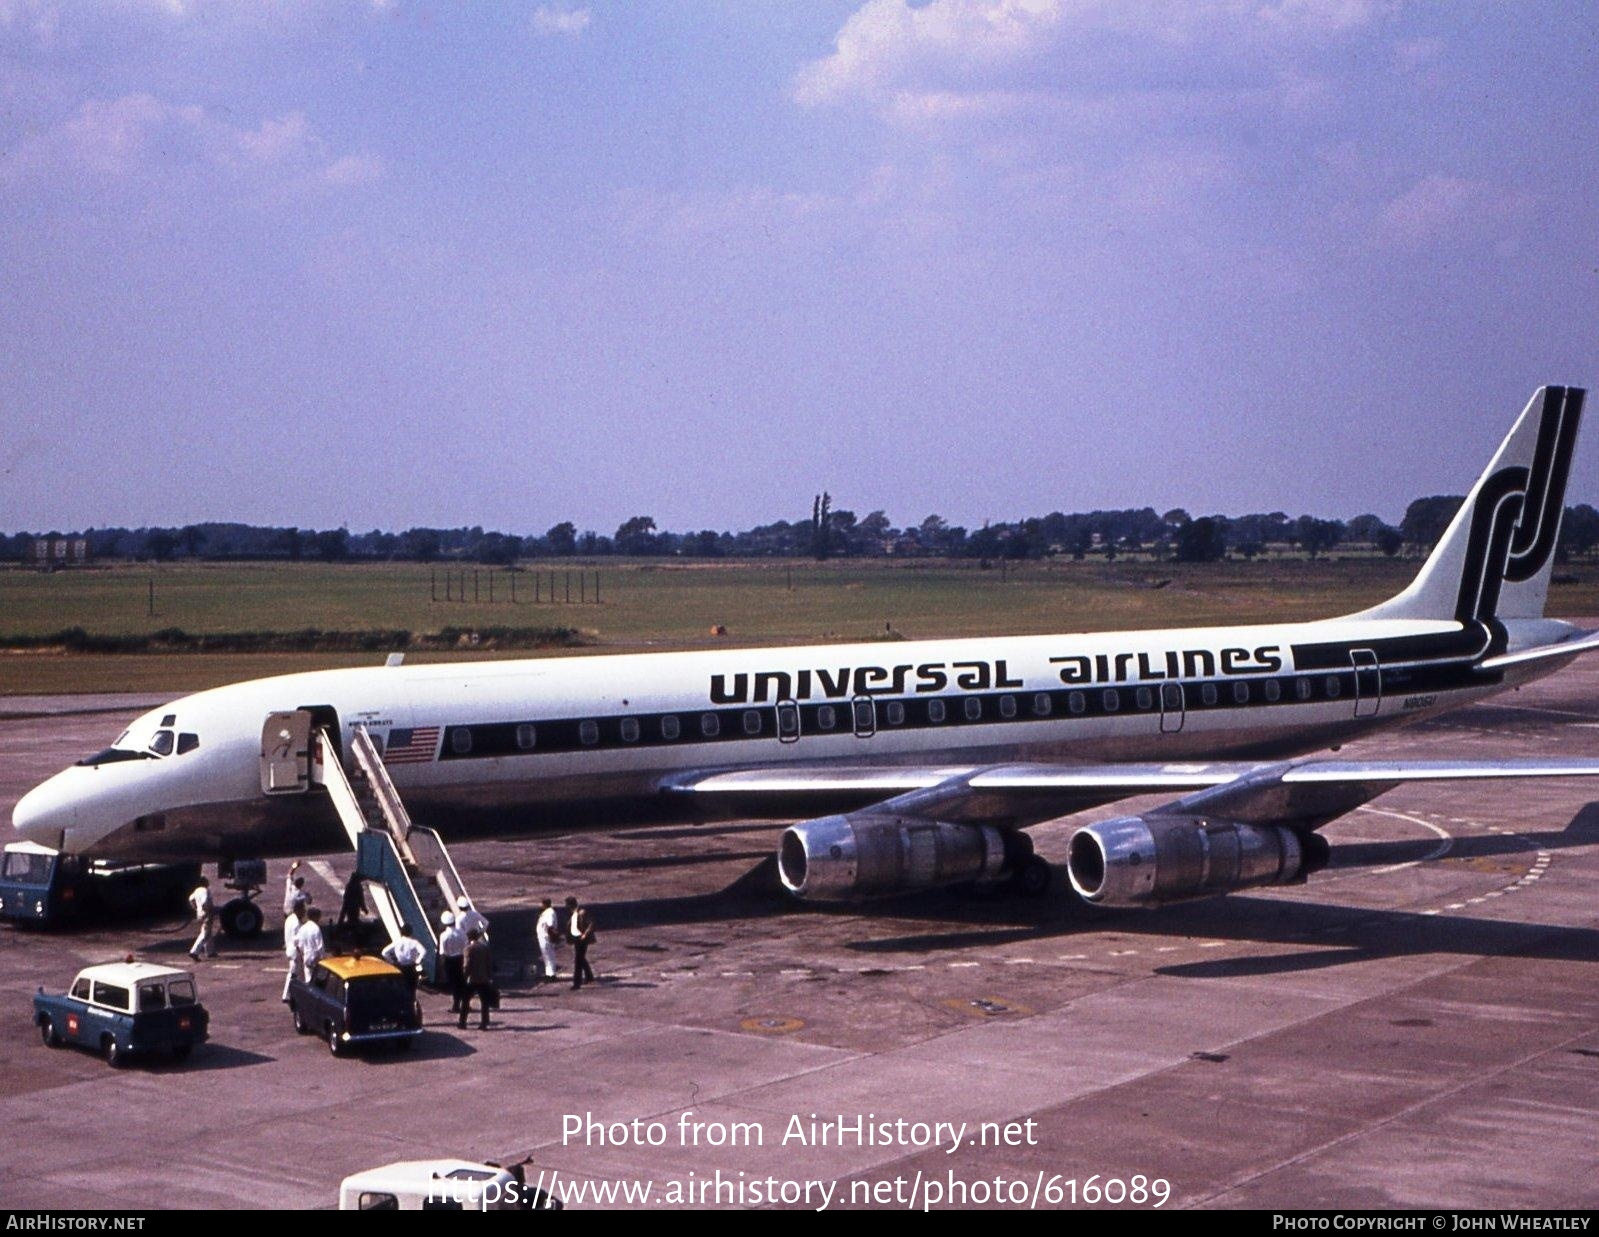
[2,1,1595,536]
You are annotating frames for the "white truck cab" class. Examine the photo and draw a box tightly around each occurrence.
[338,1159,561,1211]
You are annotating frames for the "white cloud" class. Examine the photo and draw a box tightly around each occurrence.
[794,0,1397,107]
[4,91,383,193]
[532,6,589,38]
[794,0,1063,107]
[1377,174,1534,250]
[321,151,385,186]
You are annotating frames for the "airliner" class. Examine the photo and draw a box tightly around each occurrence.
[13,385,1599,911]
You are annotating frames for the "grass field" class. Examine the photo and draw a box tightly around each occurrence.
[4,558,1597,695]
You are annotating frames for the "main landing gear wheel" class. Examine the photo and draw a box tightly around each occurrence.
[1016,855,1053,897]
[220,897,264,939]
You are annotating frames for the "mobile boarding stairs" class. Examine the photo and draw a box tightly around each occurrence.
[261,712,476,986]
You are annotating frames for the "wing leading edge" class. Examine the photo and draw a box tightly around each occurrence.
[665,758,1599,830]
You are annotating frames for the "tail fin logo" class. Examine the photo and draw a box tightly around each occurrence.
[1455,385,1584,624]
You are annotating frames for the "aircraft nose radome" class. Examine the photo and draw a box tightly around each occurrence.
[11,775,79,849]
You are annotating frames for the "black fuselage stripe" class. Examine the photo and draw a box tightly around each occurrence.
[432,661,1493,761]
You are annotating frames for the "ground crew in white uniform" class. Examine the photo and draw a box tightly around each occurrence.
[438,911,467,1013]
[382,922,427,991]
[293,906,326,982]
[282,900,308,1000]
[535,897,560,982]
[188,877,219,960]
[283,859,312,917]
[455,895,489,941]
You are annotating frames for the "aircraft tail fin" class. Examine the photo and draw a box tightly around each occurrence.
[1358,385,1584,624]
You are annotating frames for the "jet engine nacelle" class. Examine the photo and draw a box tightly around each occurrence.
[1065,814,1329,908]
[777,813,1015,901]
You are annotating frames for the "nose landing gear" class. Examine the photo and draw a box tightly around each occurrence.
[217,858,267,939]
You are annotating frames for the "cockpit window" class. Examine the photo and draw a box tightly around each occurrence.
[176,733,200,755]
[76,747,155,767]
[160,714,176,727]
[149,730,175,757]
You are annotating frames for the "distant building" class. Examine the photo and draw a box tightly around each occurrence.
[31,537,90,566]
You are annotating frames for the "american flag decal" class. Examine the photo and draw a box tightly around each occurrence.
[383,726,440,765]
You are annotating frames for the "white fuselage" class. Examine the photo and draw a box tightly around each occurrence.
[10,613,1572,862]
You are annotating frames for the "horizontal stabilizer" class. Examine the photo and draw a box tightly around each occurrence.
[1481,628,1599,671]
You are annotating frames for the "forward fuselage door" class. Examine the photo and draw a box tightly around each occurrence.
[261,711,313,794]
[1159,681,1186,733]
[1351,649,1381,718]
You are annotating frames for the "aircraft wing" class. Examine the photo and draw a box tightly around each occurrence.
[665,758,1599,830]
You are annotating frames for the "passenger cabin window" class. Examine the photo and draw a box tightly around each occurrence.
[1102,689,1120,713]
[999,695,1017,719]
[885,701,906,726]
[661,716,681,740]
[620,718,640,743]
[1068,692,1085,715]
[516,724,537,750]
[1324,676,1342,698]
[927,700,946,723]
[1032,693,1052,717]
[852,700,874,731]
[741,710,761,736]
[700,713,720,738]
[815,705,837,731]
[176,733,200,755]
[149,730,175,757]
[92,982,130,1011]
[1201,683,1219,706]
[1295,679,1312,701]
[964,697,982,721]
[1233,682,1250,704]
[1264,680,1282,703]
[450,729,472,755]
[579,721,600,746]
[1135,687,1153,710]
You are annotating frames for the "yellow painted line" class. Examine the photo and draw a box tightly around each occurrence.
[741,1016,803,1034]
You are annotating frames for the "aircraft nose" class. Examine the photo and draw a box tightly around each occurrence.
[11,773,81,850]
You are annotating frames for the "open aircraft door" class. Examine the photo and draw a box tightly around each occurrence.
[261,711,314,795]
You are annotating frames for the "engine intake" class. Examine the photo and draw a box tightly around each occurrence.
[1067,814,1318,907]
[778,813,1012,901]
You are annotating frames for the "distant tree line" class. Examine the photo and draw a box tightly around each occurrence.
[7,498,1599,566]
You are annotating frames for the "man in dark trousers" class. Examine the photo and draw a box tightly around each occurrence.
[459,927,494,1030]
[382,922,426,993]
[567,896,596,990]
[438,910,467,1013]
[337,871,368,938]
